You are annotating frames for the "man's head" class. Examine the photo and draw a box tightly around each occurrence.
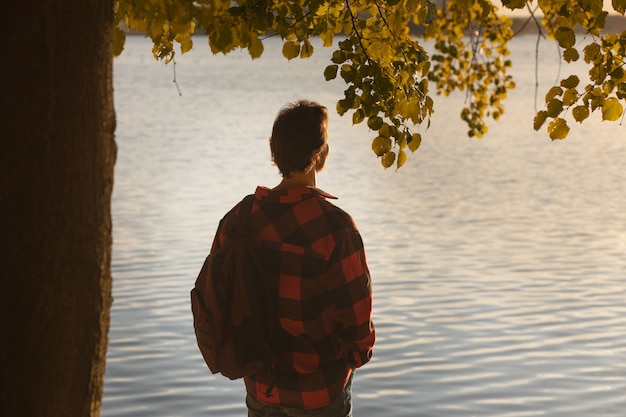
[270,100,329,178]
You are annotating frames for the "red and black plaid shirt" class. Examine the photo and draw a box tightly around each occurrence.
[210,185,375,409]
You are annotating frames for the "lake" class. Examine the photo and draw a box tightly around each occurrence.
[104,35,626,417]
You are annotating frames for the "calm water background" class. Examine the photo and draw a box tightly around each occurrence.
[104,35,625,417]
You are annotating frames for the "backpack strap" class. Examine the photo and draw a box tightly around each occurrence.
[236,194,255,230]
[236,194,279,390]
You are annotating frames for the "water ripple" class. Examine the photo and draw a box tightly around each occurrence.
[104,36,626,417]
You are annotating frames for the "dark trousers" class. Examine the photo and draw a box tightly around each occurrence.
[246,373,353,417]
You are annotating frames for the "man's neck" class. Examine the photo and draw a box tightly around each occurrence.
[272,170,316,191]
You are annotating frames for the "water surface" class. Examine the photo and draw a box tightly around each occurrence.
[105,36,626,417]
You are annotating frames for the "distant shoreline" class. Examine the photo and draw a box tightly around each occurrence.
[508,15,625,34]
[408,15,624,35]
[122,15,624,38]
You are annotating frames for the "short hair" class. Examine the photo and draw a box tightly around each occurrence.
[269,100,329,178]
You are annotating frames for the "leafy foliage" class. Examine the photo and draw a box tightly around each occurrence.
[424,0,516,139]
[524,0,626,139]
[114,0,625,168]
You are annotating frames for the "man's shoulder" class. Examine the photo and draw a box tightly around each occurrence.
[314,197,357,232]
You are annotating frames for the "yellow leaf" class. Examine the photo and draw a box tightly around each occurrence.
[172,23,191,35]
[408,133,421,152]
[282,41,300,60]
[502,0,527,8]
[150,19,165,40]
[210,24,234,54]
[336,99,349,116]
[320,31,334,48]
[300,39,314,58]
[324,65,338,81]
[367,116,384,130]
[127,17,148,33]
[248,34,264,59]
[352,109,365,125]
[371,136,392,156]
[560,75,580,89]
[563,47,579,62]
[180,37,193,54]
[583,43,601,64]
[397,135,407,150]
[572,105,590,123]
[396,150,407,169]
[381,151,396,169]
[545,86,563,101]
[548,118,570,140]
[113,27,126,57]
[555,27,576,49]
[601,97,624,121]
[547,98,563,117]
[534,110,548,130]
[562,88,578,106]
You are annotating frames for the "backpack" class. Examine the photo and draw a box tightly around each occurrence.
[191,194,274,380]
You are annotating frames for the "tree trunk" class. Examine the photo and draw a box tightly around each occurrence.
[2,1,116,416]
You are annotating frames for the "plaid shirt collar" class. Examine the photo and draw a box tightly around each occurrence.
[255,185,338,203]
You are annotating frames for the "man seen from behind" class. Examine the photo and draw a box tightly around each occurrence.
[200,100,375,417]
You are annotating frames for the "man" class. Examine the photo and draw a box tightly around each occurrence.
[207,100,375,417]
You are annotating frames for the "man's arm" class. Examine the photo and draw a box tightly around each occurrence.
[325,228,375,368]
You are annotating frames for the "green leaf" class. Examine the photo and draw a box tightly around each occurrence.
[555,27,576,49]
[613,0,626,13]
[282,41,300,60]
[601,97,624,121]
[548,118,570,140]
[572,105,590,123]
[324,65,338,81]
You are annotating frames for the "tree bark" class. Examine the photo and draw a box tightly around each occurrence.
[2,1,116,416]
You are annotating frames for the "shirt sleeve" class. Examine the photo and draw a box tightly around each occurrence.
[324,227,376,369]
